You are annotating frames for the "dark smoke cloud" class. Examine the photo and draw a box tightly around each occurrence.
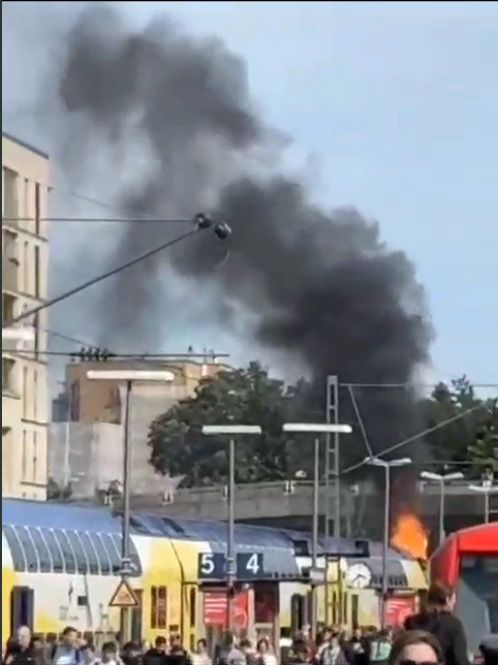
[33,4,434,454]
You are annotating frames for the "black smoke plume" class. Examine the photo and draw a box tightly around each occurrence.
[54,6,433,457]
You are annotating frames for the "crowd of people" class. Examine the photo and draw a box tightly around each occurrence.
[3,584,497,665]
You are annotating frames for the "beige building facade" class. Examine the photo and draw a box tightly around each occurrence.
[2,133,50,500]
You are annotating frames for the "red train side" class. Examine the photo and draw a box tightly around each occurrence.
[430,522,498,658]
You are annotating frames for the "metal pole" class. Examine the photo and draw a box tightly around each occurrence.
[381,464,390,629]
[120,380,132,643]
[333,378,340,538]
[311,437,320,640]
[63,383,71,487]
[439,480,445,545]
[325,379,331,540]
[227,438,236,634]
[484,491,490,523]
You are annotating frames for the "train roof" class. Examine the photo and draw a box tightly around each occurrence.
[444,521,498,553]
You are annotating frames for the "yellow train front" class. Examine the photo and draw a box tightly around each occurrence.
[2,499,427,649]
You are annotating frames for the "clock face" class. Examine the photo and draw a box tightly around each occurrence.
[346,563,372,589]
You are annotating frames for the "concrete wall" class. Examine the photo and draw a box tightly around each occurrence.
[2,133,50,500]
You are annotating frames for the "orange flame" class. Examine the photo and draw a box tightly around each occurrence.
[390,513,428,560]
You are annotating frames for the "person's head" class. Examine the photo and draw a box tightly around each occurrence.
[257,638,269,654]
[170,634,182,649]
[240,639,252,654]
[196,639,207,654]
[62,627,78,649]
[388,630,443,665]
[155,637,167,652]
[426,581,455,612]
[16,626,31,650]
[102,642,117,664]
[353,628,362,640]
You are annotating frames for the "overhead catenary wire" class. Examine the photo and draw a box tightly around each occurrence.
[2,216,194,224]
[342,405,485,475]
[9,349,230,359]
[6,226,201,326]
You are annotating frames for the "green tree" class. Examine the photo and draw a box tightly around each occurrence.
[148,362,315,486]
[424,376,498,476]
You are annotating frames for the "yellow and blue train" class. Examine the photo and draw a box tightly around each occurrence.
[2,499,427,649]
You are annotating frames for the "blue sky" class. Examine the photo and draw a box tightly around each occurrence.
[121,1,497,385]
[3,1,497,387]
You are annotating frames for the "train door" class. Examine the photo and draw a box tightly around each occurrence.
[130,590,143,644]
[186,585,197,653]
[11,586,34,633]
[254,583,279,648]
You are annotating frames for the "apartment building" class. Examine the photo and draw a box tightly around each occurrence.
[2,133,50,500]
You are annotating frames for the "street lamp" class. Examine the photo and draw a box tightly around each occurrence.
[365,456,412,629]
[469,480,498,523]
[87,369,175,641]
[420,471,464,545]
[202,424,262,633]
[283,423,353,638]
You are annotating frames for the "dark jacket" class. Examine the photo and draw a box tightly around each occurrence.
[143,650,167,665]
[479,636,498,665]
[404,610,471,665]
[5,646,38,665]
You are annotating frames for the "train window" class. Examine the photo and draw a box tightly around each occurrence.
[332,592,337,625]
[54,530,76,574]
[79,532,100,574]
[343,593,348,625]
[189,587,196,628]
[29,527,52,572]
[352,595,359,629]
[16,526,39,572]
[67,532,88,574]
[42,529,64,572]
[90,533,111,574]
[101,533,120,574]
[151,586,167,629]
[4,524,27,572]
[290,594,304,632]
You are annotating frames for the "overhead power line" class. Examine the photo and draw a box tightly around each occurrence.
[11,349,230,359]
[342,405,485,475]
[6,214,230,327]
[3,216,193,224]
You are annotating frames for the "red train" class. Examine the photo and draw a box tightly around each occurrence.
[430,522,498,659]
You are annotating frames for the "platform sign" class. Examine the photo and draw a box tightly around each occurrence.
[109,579,138,607]
[198,552,264,580]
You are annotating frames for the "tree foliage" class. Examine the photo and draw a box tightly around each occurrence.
[148,362,317,486]
[148,365,497,486]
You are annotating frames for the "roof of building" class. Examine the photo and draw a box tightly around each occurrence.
[2,131,49,160]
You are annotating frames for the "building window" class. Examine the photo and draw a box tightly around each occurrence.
[35,183,41,235]
[3,168,18,221]
[70,381,80,421]
[151,586,167,629]
[34,313,40,360]
[2,293,16,325]
[33,371,38,420]
[22,430,27,481]
[22,366,28,418]
[3,230,19,292]
[2,358,16,394]
[23,179,29,222]
[34,245,40,299]
[33,431,38,483]
[23,241,29,294]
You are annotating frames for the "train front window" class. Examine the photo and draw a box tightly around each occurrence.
[460,556,498,633]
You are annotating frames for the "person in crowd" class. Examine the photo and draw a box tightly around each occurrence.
[256,638,277,665]
[404,581,470,665]
[101,643,120,665]
[216,633,246,665]
[3,626,37,665]
[387,630,443,665]
[192,640,211,665]
[165,636,191,665]
[239,640,257,665]
[286,640,312,665]
[143,637,168,665]
[315,632,332,661]
[121,642,142,665]
[479,635,498,665]
[53,627,81,665]
[368,630,391,665]
[79,644,100,665]
[318,633,348,665]
[346,628,368,665]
